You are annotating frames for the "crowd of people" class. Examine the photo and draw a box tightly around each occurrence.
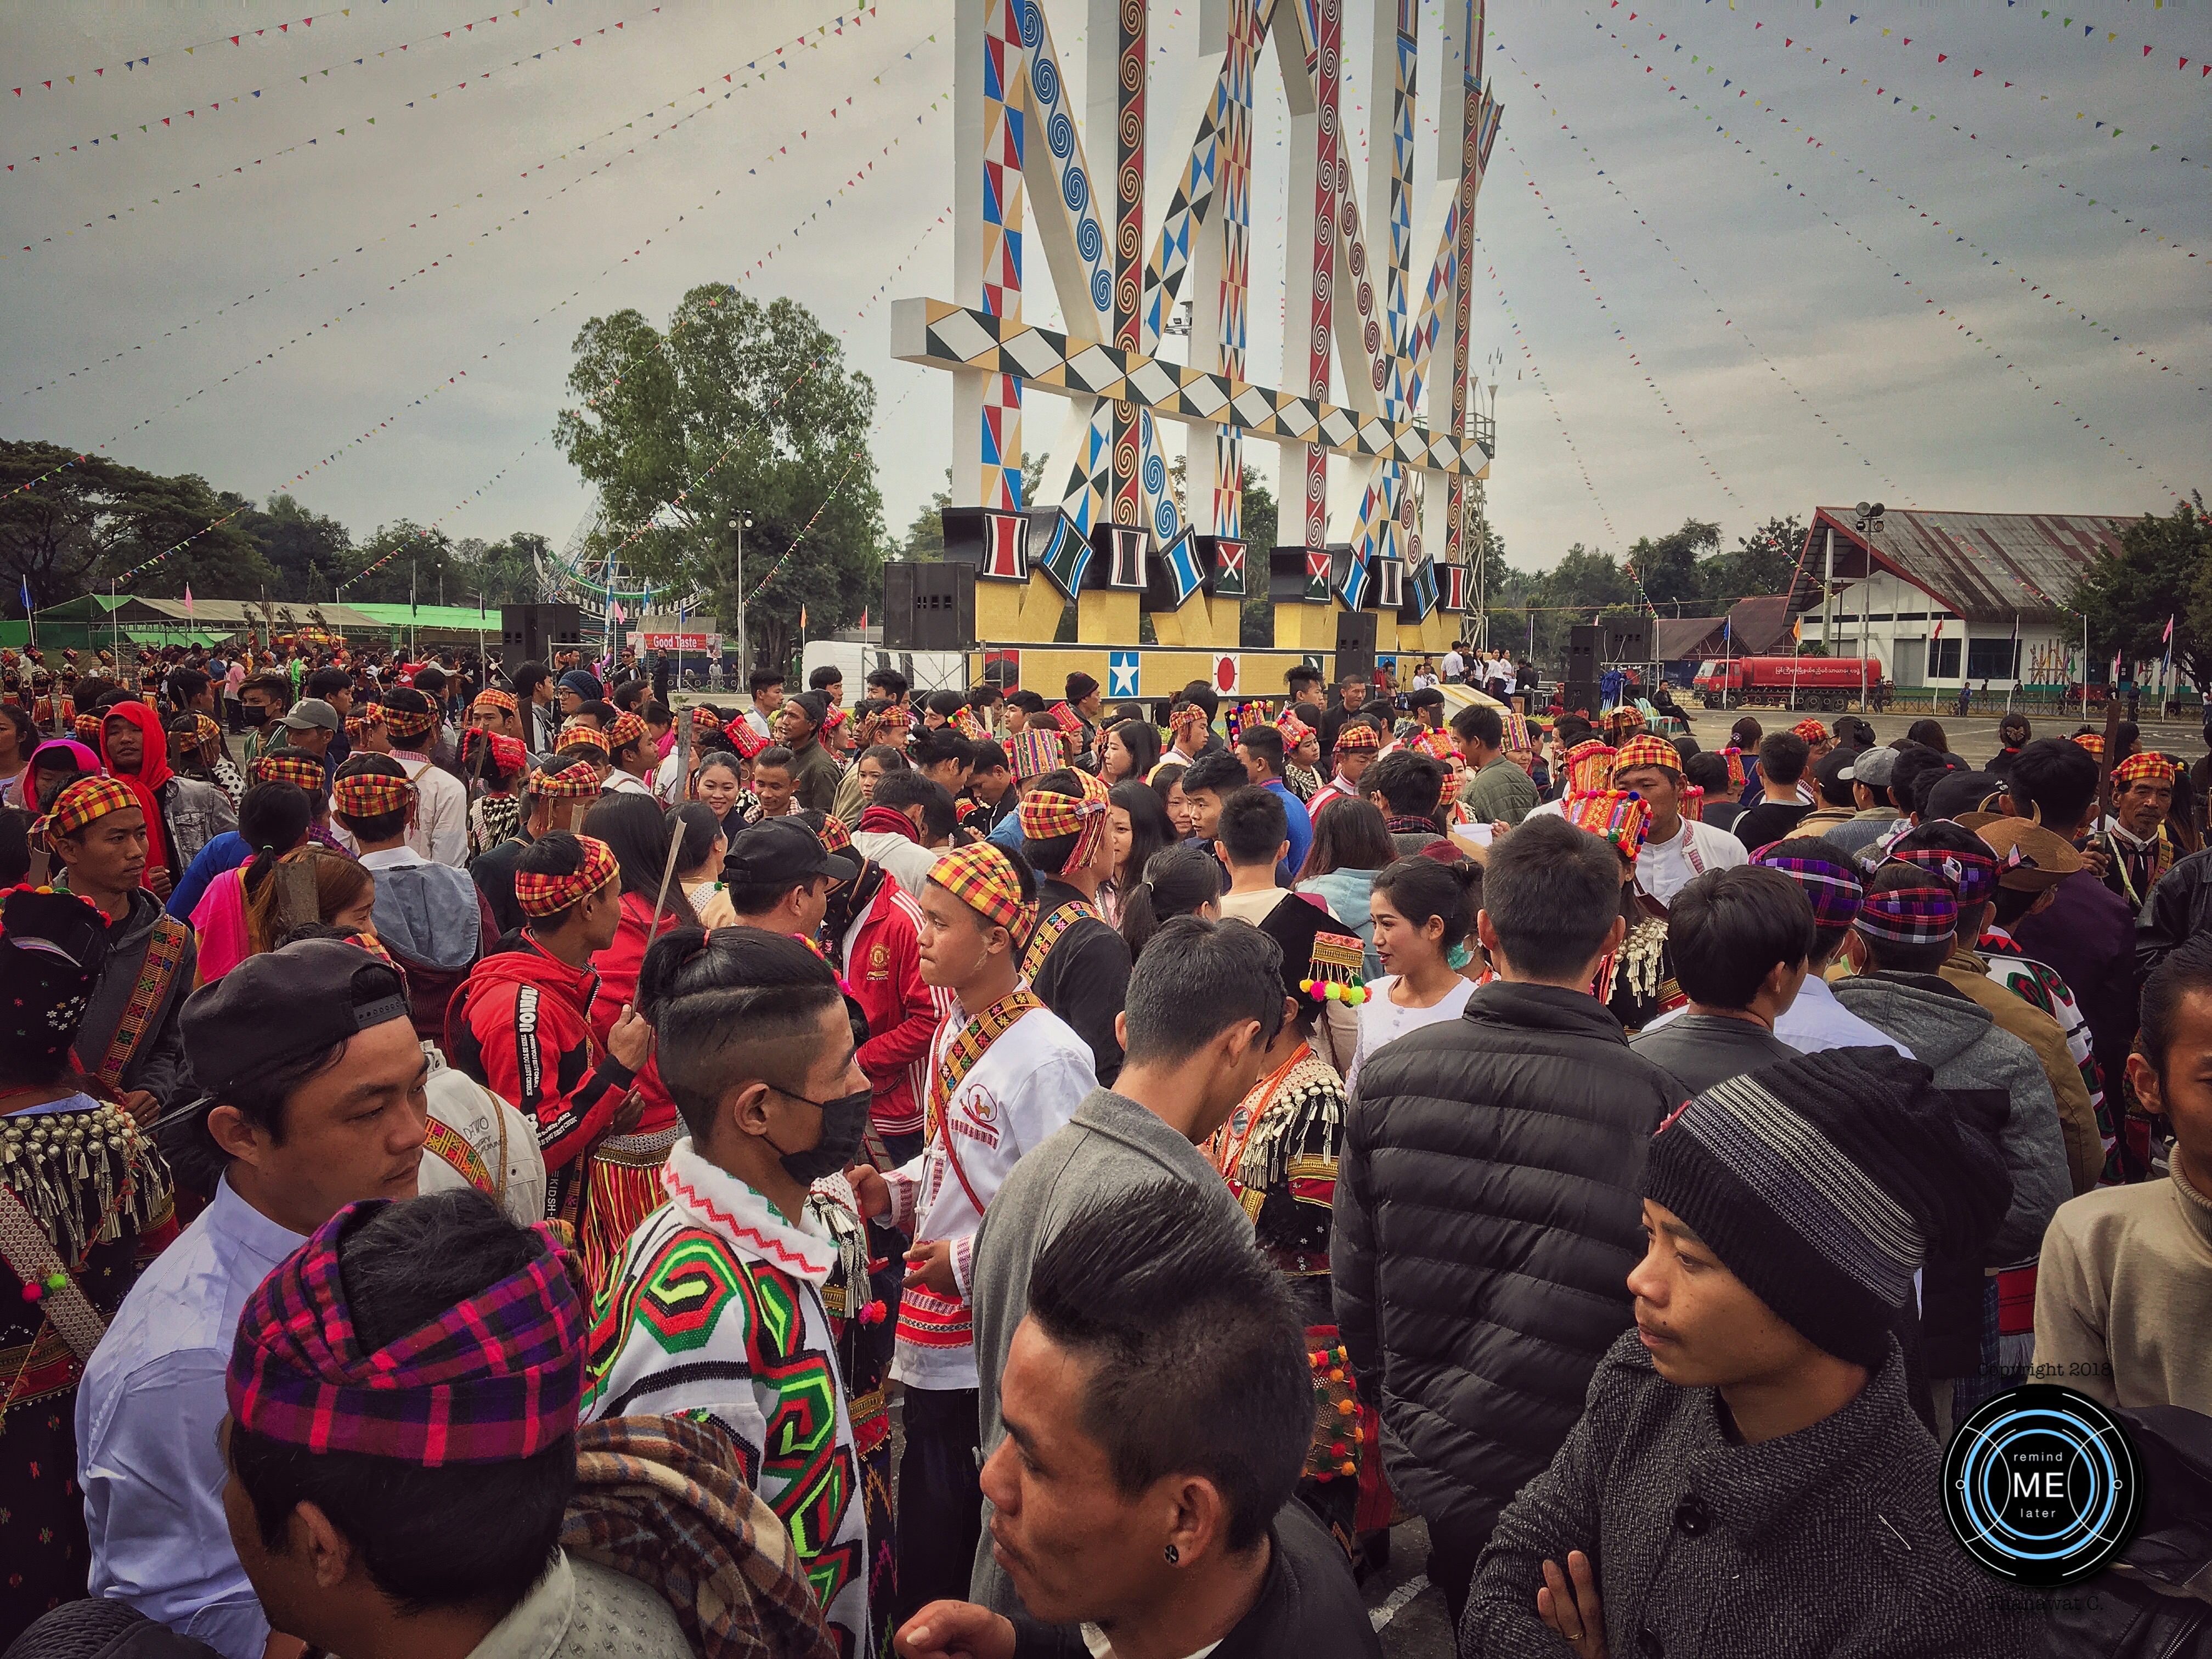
[0,632,2207,1659]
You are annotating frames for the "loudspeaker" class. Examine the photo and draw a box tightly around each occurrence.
[1334,610,1378,689]
[1564,681,1599,716]
[500,603,580,667]
[1567,624,1600,683]
[1599,615,1651,663]
[883,562,975,652]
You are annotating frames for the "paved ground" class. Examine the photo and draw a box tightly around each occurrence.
[1363,1516,1459,1657]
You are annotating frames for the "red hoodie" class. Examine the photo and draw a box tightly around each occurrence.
[586,891,684,1137]
[838,873,946,1142]
[448,934,638,1218]
[97,698,175,878]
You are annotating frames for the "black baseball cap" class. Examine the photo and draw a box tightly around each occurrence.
[724,817,858,888]
[182,938,411,1096]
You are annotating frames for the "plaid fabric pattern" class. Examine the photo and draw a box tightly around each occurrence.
[1045,701,1085,738]
[74,713,103,743]
[2072,732,2104,757]
[2114,751,2177,786]
[33,776,138,840]
[1792,718,1829,745]
[531,760,601,799]
[1854,881,1958,946]
[378,703,438,742]
[226,1198,586,1465]
[515,834,619,919]
[476,730,528,775]
[689,709,725,736]
[1613,734,1683,777]
[471,688,519,717]
[814,812,853,854]
[1409,728,1463,764]
[1611,706,1646,733]
[561,1415,839,1659]
[334,770,415,820]
[1333,721,1382,753]
[1888,841,1997,908]
[251,752,327,794]
[1752,843,1865,929]
[558,720,612,756]
[606,711,648,753]
[929,842,1029,932]
[1563,788,1652,861]
[190,712,225,749]
[1018,770,1111,870]
[1563,740,1618,795]
[1007,728,1065,779]
[1170,701,1210,737]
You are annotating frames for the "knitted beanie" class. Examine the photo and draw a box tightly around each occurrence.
[1643,1047,2012,1367]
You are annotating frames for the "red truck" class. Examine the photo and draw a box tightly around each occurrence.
[1694,656,1884,711]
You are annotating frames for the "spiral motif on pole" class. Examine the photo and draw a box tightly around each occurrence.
[1035,58,1063,115]
[1062,161,1087,211]
[1306,470,1327,503]
[1075,211,1101,260]
[1155,500,1178,540]
[1143,452,1166,493]
[1015,0,1041,50]
[1092,270,1115,312]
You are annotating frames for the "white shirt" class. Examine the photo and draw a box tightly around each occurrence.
[603,768,656,797]
[886,994,1094,1390]
[654,749,685,802]
[78,1176,308,1659]
[393,747,469,866]
[1347,974,1476,1099]
[744,706,775,741]
[1635,818,1748,907]
[1442,650,1465,679]
[1643,973,1912,1058]
[852,828,943,900]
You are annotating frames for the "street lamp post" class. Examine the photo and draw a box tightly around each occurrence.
[728,512,753,689]
[1852,501,1885,712]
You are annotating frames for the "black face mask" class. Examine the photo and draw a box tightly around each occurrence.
[765,1083,873,1183]
[240,706,269,727]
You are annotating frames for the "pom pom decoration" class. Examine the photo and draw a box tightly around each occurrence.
[1305,930,1368,1005]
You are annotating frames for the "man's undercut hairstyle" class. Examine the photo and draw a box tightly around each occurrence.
[332,754,410,842]
[227,1192,574,1618]
[2138,935,2212,1082]
[912,729,973,774]
[1482,814,1625,979]
[636,925,844,1137]
[970,740,1010,777]
[1216,785,1289,867]
[749,667,787,696]
[1235,724,1286,778]
[1020,768,1094,873]
[1120,915,1284,1067]
[1363,750,1448,819]
[924,689,967,720]
[1757,730,1810,788]
[808,664,843,692]
[871,770,958,842]
[1023,1180,1308,1555]
[1859,862,1957,975]
[1669,866,1816,1011]
[516,832,598,932]
[753,745,795,774]
[1286,664,1322,695]
[1178,751,1249,800]
[2006,738,2101,832]
[1452,703,1504,752]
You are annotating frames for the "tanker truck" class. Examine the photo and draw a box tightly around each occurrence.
[1693,655,1883,711]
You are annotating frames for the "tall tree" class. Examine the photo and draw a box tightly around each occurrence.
[557,285,884,675]
[1706,515,1809,609]
[1626,518,1719,616]
[235,492,354,601]
[1238,468,1279,647]
[2074,495,2211,691]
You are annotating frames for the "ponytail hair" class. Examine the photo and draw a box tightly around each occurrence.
[237,781,314,898]
[1118,842,1223,960]
[1371,854,1482,950]
[636,925,842,1137]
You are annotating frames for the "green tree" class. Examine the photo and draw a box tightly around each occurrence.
[1627,518,1719,616]
[234,492,353,601]
[335,521,459,606]
[1238,467,1280,647]
[2074,494,2212,690]
[452,532,551,608]
[558,285,884,675]
[1705,515,1808,608]
[0,440,268,611]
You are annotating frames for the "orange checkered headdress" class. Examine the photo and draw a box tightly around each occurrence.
[1562,740,1618,795]
[1612,734,1683,779]
[250,752,327,795]
[1018,769,1112,871]
[33,776,139,843]
[529,761,601,800]
[605,712,647,754]
[1792,718,1829,747]
[514,834,620,921]
[2113,752,2177,788]
[557,720,611,757]
[1334,721,1383,754]
[929,842,1030,935]
[332,769,415,821]
[471,688,518,719]
[2072,732,2105,758]
[1563,789,1654,864]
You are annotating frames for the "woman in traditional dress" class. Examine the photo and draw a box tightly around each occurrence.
[1562,788,1680,1033]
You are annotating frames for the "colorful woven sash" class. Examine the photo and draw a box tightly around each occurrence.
[88,913,188,1090]
[1018,898,1102,984]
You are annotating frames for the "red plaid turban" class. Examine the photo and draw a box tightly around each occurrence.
[378,701,438,743]
[930,842,1030,934]
[334,769,415,820]
[1333,721,1382,754]
[251,752,328,794]
[687,708,725,737]
[1855,881,1957,947]
[227,1199,586,1466]
[606,711,647,754]
[1887,838,1997,910]
[191,713,225,749]
[515,833,619,919]
[33,776,139,843]
[814,812,854,855]
[1018,769,1111,871]
[529,761,601,800]
[73,713,104,744]
[2114,752,2177,787]
[1562,788,1652,862]
[1792,718,1829,746]
[2072,732,2105,758]
[1612,734,1683,778]
[471,688,518,719]
[466,730,528,777]
[557,720,611,757]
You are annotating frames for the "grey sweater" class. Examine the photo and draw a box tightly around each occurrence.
[966,1086,1252,1614]
[1831,971,2070,1263]
[1465,1331,2038,1659]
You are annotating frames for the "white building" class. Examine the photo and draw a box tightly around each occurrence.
[1797,507,2128,692]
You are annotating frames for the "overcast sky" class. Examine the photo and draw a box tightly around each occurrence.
[4,0,2204,596]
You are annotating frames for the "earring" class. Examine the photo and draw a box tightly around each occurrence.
[1164,1544,1179,1565]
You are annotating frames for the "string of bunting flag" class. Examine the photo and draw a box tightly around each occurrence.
[1587,14,2182,500]
[1801,1,2207,101]
[14,4,889,399]
[15,4,376,90]
[1994,0,2199,78]
[103,44,944,585]
[7,5,674,256]
[1474,247,1622,549]
[1491,36,1902,494]
[1503,137,1747,511]
[11,14,921,512]
[7,3,590,174]
[1596,7,2203,385]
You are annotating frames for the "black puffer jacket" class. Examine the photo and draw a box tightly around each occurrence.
[1332,980,1686,1551]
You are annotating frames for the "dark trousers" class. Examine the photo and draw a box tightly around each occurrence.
[895,1385,983,1627]
[878,1129,924,1170]
[1427,1523,1491,1639]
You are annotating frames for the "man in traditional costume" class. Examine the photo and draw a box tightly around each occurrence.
[0,885,173,1635]
[585,927,878,1654]
[1558,788,1683,1034]
[1014,768,1132,1086]
[848,842,1094,1624]
[2088,750,2180,915]
[1609,733,1746,909]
